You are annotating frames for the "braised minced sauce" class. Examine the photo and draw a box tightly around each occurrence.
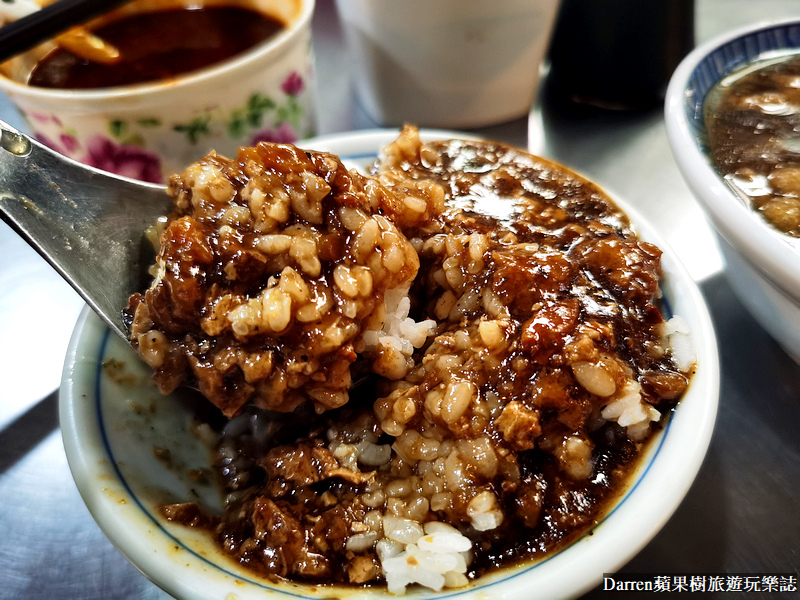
[705,53,800,238]
[28,7,284,89]
[131,128,693,590]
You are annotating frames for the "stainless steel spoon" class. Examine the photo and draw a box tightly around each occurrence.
[0,119,170,341]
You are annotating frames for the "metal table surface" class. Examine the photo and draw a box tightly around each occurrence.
[1,1,798,598]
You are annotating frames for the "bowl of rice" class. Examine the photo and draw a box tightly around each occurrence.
[60,127,719,599]
[665,19,800,363]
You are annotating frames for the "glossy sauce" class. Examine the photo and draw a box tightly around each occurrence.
[150,135,691,586]
[705,53,800,238]
[28,7,284,89]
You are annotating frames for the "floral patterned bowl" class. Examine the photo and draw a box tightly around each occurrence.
[0,0,316,183]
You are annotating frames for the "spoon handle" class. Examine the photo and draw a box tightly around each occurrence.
[0,119,169,340]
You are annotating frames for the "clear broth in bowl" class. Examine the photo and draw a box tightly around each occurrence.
[704,51,800,239]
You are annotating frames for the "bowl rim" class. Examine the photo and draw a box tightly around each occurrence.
[664,17,800,302]
[59,129,721,599]
[0,0,315,101]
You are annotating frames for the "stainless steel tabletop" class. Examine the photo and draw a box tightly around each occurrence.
[1,1,798,598]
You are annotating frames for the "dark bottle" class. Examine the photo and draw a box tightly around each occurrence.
[547,0,695,110]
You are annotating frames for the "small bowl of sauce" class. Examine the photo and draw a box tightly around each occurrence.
[28,6,286,90]
[0,0,317,183]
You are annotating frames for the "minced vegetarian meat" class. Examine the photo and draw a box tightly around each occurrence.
[126,141,441,415]
[135,126,695,593]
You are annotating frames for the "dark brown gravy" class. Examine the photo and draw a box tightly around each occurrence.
[705,53,800,238]
[146,134,690,588]
[28,6,284,89]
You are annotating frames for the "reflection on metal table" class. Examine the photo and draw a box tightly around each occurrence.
[1,0,798,598]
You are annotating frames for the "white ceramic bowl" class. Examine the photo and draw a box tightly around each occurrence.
[665,19,800,363]
[60,130,719,599]
[333,0,560,128]
[0,0,316,183]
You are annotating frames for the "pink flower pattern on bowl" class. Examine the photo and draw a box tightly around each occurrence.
[59,133,80,154]
[250,121,298,145]
[17,67,313,183]
[85,136,164,184]
[281,70,305,96]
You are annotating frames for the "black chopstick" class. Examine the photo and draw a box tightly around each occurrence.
[0,0,135,63]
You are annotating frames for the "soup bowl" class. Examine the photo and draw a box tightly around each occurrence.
[0,0,316,183]
[60,130,719,599]
[665,19,800,362]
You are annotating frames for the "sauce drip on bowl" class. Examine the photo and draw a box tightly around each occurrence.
[27,6,284,89]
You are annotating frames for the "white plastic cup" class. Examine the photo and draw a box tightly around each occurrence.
[335,0,561,129]
[0,0,317,183]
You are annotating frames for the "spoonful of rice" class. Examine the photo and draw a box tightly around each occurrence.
[0,119,170,340]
